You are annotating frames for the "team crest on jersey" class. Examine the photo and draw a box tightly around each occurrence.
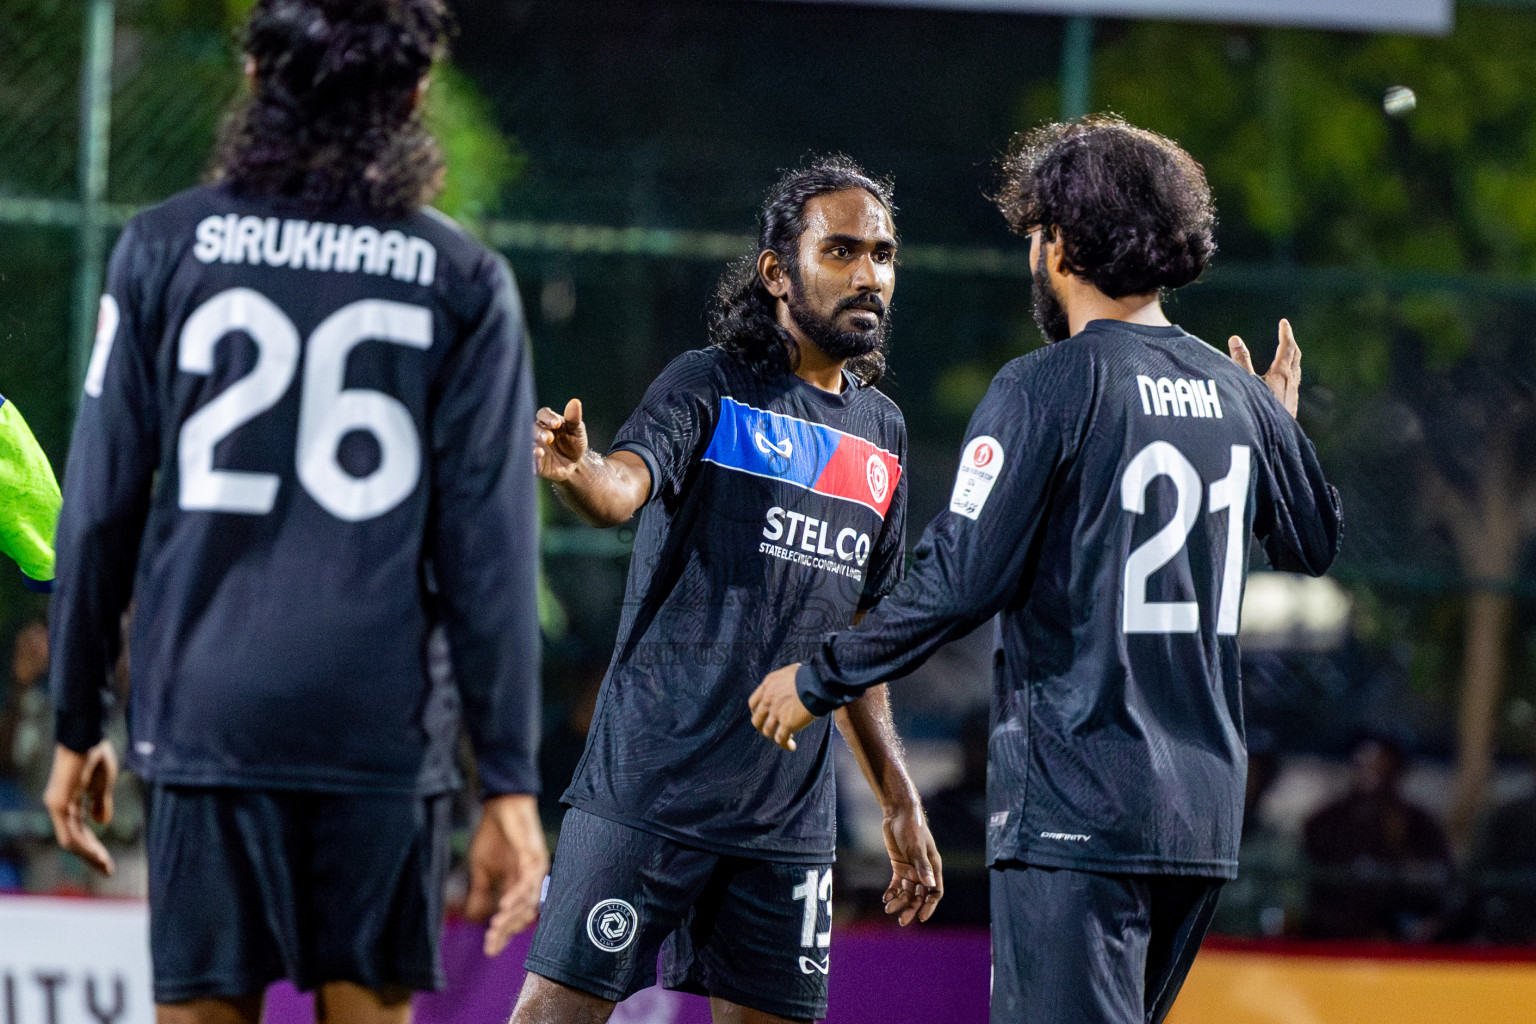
[586,898,638,952]
[950,435,1005,520]
[865,453,889,505]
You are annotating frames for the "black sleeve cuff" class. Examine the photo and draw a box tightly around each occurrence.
[797,661,857,717]
[609,441,661,505]
[856,589,889,614]
[476,756,540,799]
[21,573,52,594]
[54,709,103,754]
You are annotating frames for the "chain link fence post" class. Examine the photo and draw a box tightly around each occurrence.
[70,0,115,409]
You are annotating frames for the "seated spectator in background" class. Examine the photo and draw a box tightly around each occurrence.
[0,619,52,800]
[923,708,990,925]
[0,619,50,889]
[1473,760,1536,945]
[1303,732,1453,941]
[2,616,146,894]
[0,620,61,890]
[1212,734,1305,937]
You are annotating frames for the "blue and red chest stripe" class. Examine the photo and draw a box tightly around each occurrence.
[701,396,901,519]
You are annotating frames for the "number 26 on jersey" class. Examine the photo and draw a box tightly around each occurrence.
[171,287,430,523]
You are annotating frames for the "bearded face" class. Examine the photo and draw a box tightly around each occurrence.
[1031,237,1070,344]
[787,280,891,362]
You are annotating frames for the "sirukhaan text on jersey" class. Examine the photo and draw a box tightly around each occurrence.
[192,214,437,286]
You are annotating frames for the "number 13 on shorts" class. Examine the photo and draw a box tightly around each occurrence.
[792,868,832,950]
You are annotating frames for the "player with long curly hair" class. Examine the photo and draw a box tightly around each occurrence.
[46,3,546,1022]
[752,117,1341,1024]
[519,158,940,1024]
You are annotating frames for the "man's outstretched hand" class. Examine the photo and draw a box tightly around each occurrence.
[1229,318,1302,419]
[532,396,651,528]
[881,802,944,926]
[749,664,816,751]
[43,741,118,876]
[465,793,550,958]
[533,398,589,481]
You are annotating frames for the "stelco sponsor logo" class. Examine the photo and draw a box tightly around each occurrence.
[760,506,871,581]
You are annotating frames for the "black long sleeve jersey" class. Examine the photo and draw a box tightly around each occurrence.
[562,349,907,861]
[799,321,1342,877]
[50,184,542,797]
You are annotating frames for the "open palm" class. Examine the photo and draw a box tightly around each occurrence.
[1228,319,1302,419]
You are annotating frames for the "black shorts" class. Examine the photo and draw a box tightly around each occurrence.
[145,785,451,1004]
[526,809,832,1021]
[990,863,1222,1024]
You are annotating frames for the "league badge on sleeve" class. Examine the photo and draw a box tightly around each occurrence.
[949,435,1005,520]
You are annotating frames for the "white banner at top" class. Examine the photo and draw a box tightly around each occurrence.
[764,0,1453,34]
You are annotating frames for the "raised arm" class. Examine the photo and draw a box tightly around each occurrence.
[1228,318,1302,419]
[1229,320,1343,575]
[750,359,1071,746]
[534,398,651,527]
[834,684,943,925]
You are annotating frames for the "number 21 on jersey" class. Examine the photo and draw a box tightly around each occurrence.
[1121,441,1251,636]
[177,287,429,523]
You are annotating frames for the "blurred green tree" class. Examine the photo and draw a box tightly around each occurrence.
[1032,10,1536,840]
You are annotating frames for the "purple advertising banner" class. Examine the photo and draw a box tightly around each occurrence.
[266,923,992,1024]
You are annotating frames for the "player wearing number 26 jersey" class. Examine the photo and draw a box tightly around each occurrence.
[752,118,1343,1024]
[45,2,546,1016]
[53,183,537,798]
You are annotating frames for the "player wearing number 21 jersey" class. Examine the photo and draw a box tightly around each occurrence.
[753,118,1343,1024]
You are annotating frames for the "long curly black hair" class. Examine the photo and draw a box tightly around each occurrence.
[211,0,450,219]
[709,157,896,387]
[994,115,1216,297]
